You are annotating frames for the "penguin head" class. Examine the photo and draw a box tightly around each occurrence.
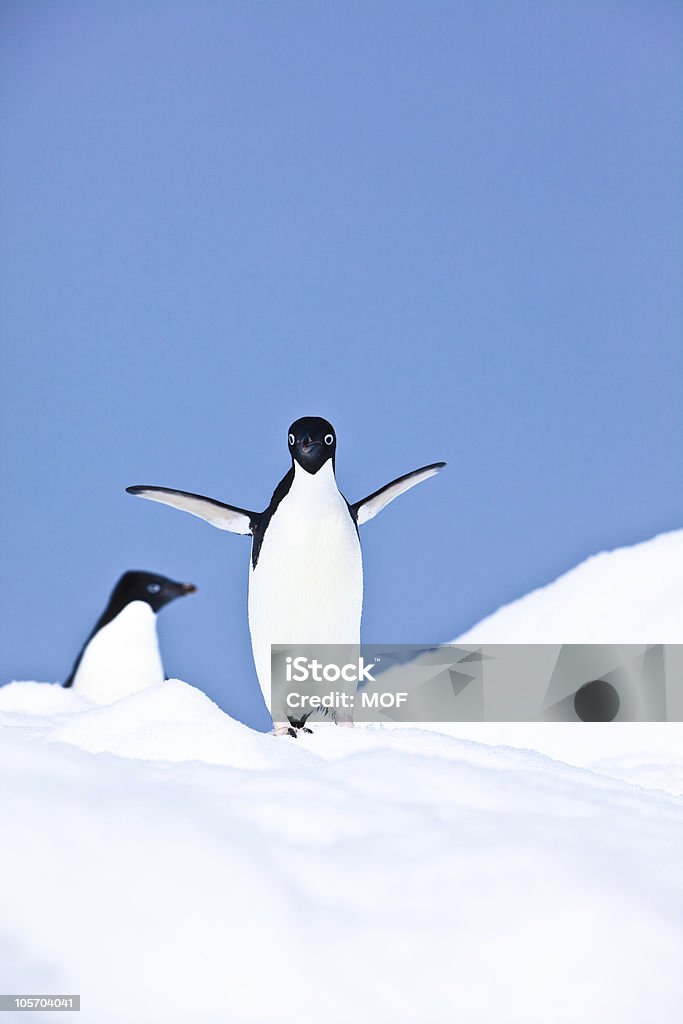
[110,571,197,613]
[287,416,336,474]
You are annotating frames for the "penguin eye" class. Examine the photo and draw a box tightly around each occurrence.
[147,583,161,594]
[288,433,295,446]
[324,434,334,446]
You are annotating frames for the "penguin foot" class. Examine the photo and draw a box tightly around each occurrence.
[287,715,313,735]
[273,721,312,738]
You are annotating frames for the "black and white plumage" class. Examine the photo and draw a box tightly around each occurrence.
[64,571,196,703]
[127,417,445,734]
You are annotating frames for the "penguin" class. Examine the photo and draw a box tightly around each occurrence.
[64,571,197,704]
[127,417,445,735]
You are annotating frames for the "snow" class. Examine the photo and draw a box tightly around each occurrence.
[445,528,683,767]
[2,529,683,1022]
[456,528,683,644]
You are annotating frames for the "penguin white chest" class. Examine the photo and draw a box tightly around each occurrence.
[71,601,164,704]
[248,462,363,707]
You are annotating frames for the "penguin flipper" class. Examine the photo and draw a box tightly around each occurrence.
[126,485,256,535]
[351,462,446,525]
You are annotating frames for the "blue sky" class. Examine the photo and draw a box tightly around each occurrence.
[1,1,681,729]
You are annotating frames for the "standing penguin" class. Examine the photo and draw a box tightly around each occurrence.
[64,571,196,703]
[127,417,445,735]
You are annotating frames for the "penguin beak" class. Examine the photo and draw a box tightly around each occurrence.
[300,437,321,455]
[180,583,197,594]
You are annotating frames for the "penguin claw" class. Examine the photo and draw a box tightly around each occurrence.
[275,717,313,738]
[286,716,313,735]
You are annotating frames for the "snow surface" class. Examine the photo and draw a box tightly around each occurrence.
[2,530,683,1022]
[456,528,683,644]
[447,528,683,767]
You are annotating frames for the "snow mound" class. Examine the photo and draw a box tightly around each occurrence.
[442,529,683,770]
[456,528,683,644]
[3,679,315,772]
[3,528,683,1021]
[2,684,683,1023]
[0,680,92,715]
[1,679,683,1024]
